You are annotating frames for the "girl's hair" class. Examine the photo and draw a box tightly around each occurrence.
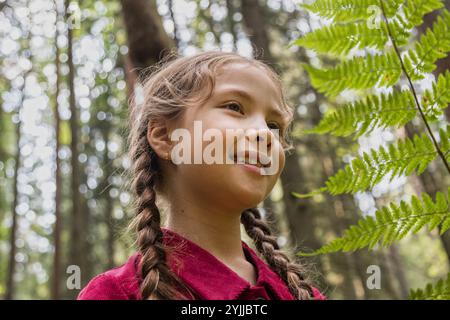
[127,50,314,300]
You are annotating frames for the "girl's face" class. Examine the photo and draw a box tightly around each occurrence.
[165,62,289,212]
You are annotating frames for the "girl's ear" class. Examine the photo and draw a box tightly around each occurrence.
[146,120,173,160]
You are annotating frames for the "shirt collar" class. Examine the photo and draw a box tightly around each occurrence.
[160,227,294,300]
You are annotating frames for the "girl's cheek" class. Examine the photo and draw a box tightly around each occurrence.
[279,153,285,171]
[273,140,286,173]
[277,155,286,177]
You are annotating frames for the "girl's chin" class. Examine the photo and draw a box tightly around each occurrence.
[188,163,274,205]
[230,186,267,209]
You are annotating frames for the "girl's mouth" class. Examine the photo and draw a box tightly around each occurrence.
[228,150,271,168]
[226,150,272,176]
[239,162,264,175]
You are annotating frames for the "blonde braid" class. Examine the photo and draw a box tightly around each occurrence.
[130,131,194,300]
[241,208,314,300]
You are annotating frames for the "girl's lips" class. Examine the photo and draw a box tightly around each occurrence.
[226,150,269,175]
[227,150,271,168]
[239,163,264,175]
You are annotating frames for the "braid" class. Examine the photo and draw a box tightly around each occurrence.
[241,208,314,300]
[130,132,195,300]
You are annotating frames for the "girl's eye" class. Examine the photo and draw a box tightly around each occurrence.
[222,102,244,114]
[267,121,281,131]
[221,103,283,134]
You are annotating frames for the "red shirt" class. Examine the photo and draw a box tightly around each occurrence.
[77,227,326,300]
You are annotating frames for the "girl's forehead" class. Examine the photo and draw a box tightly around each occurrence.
[214,63,282,100]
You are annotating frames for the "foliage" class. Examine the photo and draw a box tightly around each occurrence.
[300,71,450,138]
[291,0,450,299]
[298,187,450,256]
[410,273,450,299]
[293,125,450,197]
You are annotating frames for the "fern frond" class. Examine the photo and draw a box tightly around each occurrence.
[300,70,450,138]
[294,0,443,56]
[304,9,450,97]
[301,0,402,23]
[293,126,450,197]
[304,51,402,97]
[297,187,450,256]
[292,20,409,56]
[409,273,450,300]
[438,126,450,162]
[301,89,416,138]
[404,9,450,80]
[422,70,450,121]
[403,0,444,26]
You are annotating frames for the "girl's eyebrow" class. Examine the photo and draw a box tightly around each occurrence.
[217,88,286,120]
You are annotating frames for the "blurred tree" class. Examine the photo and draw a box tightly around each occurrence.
[64,0,86,298]
[120,0,175,95]
[4,76,22,300]
[167,0,180,47]
[51,0,62,299]
[5,43,32,301]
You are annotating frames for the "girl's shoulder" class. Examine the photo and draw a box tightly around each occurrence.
[77,253,141,300]
[312,287,327,300]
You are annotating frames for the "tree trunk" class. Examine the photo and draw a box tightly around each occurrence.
[387,246,409,299]
[65,0,85,298]
[197,1,221,45]
[225,0,238,51]
[240,0,277,73]
[5,89,24,300]
[4,53,33,298]
[327,197,359,299]
[167,0,179,48]
[102,125,115,269]
[120,0,176,93]
[0,96,6,162]
[51,2,62,299]
[0,71,9,227]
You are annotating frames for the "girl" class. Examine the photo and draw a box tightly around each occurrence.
[77,50,326,300]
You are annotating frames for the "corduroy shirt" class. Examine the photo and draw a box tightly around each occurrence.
[77,227,326,300]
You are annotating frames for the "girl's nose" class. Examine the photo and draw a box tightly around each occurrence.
[246,127,273,148]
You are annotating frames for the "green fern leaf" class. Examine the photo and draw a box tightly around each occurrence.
[299,70,450,138]
[297,188,450,256]
[292,125,450,197]
[409,273,450,300]
[301,0,402,23]
[294,0,450,298]
[404,9,450,80]
[422,70,450,121]
[303,51,401,97]
[292,21,409,56]
[301,89,416,138]
[293,0,443,56]
[303,9,450,97]
[403,0,444,26]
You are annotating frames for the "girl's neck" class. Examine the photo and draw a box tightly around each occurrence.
[165,204,246,265]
